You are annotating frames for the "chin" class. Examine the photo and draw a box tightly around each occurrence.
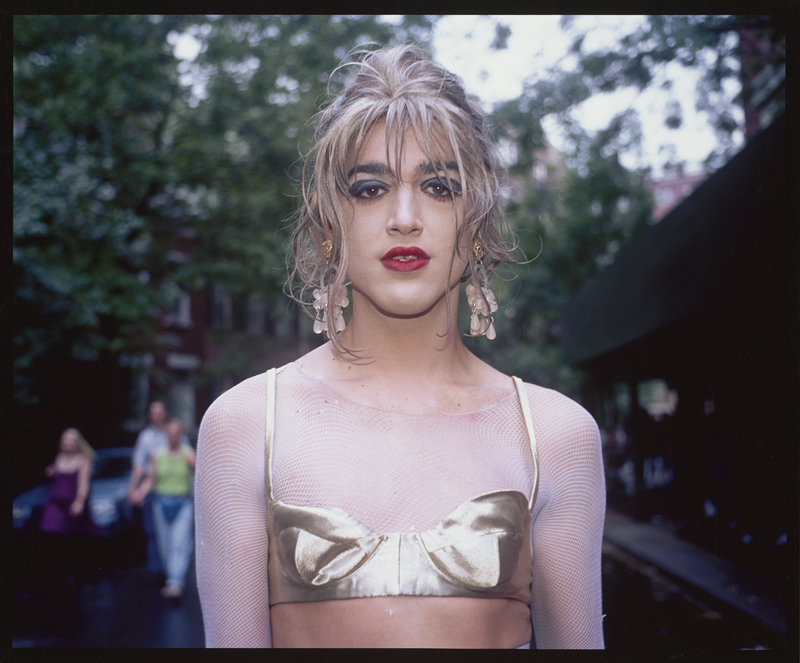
[353,283,456,320]
[380,297,450,320]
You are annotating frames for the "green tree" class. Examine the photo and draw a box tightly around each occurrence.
[166,15,437,382]
[13,15,438,405]
[12,14,438,494]
[472,116,654,392]
[470,15,781,392]
[13,15,197,403]
[496,15,784,174]
[170,15,436,301]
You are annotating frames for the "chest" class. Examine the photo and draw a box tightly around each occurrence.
[55,455,84,473]
[271,394,535,532]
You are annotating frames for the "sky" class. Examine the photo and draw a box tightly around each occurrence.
[429,15,743,176]
[173,15,744,178]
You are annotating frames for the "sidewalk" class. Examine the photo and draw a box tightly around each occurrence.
[603,508,787,635]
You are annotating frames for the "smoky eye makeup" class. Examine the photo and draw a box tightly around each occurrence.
[422,176,462,197]
[347,179,388,199]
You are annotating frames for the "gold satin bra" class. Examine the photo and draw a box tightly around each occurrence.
[264,367,540,606]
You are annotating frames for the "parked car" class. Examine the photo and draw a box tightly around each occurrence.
[13,447,136,538]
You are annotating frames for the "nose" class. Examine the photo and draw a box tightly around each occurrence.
[387,184,422,235]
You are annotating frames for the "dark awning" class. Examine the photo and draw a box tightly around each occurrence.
[559,115,791,371]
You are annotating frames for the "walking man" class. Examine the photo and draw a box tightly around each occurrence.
[128,401,169,584]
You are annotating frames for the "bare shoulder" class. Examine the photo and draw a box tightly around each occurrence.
[468,353,516,389]
[293,342,352,380]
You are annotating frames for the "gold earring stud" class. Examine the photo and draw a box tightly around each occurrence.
[473,240,485,262]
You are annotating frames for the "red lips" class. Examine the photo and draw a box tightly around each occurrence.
[380,246,431,272]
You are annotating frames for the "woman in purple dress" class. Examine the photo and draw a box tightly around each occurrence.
[41,428,96,536]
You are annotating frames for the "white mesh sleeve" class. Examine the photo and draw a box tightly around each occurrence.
[527,385,605,649]
[195,376,272,647]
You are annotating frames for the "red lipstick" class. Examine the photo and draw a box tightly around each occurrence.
[380,246,430,272]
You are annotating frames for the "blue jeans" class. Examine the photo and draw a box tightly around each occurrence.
[142,491,163,575]
[152,495,194,590]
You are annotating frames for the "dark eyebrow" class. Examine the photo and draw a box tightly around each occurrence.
[346,163,392,179]
[346,161,460,180]
[416,161,460,177]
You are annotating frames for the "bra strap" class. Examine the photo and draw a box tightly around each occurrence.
[512,376,539,511]
[264,366,277,502]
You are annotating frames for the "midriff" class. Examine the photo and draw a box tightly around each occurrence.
[270,595,531,648]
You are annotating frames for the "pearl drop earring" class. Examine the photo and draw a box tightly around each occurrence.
[313,239,349,337]
[466,240,498,340]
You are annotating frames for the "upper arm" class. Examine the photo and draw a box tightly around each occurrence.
[77,458,91,495]
[195,382,272,648]
[186,448,197,470]
[529,400,605,649]
[131,435,146,471]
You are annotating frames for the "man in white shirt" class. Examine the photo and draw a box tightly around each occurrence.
[128,401,169,582]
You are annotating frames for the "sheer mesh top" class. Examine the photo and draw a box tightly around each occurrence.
[196,362,605,648]
[265,366,539,605]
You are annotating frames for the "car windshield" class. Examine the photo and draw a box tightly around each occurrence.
[93,455,131,479]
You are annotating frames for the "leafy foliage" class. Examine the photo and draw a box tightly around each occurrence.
[478,15,782,393]
[168,15,435,300]
[474,116,654,391]
[475,16,754,390]
[13,15,436,405]
[13,15,195,402]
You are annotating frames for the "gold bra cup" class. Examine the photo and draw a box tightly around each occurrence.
[269,490,529,603]
[274,503,387,587]
[419,491,527,590]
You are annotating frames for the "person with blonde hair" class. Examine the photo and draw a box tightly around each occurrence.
[196,43,605,649]
[41,427,96,536]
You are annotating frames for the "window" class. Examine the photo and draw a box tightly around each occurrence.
[163,285,192,328]
[211,284,232,330]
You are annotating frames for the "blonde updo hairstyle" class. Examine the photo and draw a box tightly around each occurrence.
[291,43,514,351]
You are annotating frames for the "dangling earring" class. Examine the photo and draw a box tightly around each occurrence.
[466,240,498,340]
[313,239,349,337]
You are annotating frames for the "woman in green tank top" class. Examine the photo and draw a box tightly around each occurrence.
[136,418,196,600]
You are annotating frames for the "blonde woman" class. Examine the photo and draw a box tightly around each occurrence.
[196,44,605,649]
[41,427,96,536]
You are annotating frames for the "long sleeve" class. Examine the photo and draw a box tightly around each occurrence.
[528,390,606,649]
[195,376,272,647]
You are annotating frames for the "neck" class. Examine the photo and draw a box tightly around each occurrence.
[333,285,474,382]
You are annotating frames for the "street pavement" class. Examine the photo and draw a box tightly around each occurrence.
[13,555,205,648]
[601,537,787,652]
[13,514,790,650]
[604,507,787,636]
